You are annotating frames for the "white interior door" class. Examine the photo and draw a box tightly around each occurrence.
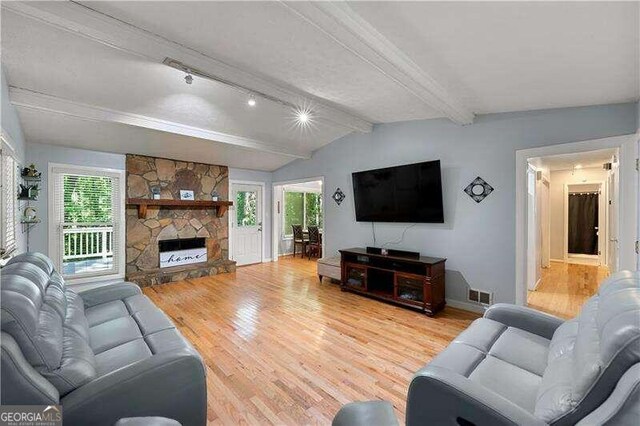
[232,184,263,266]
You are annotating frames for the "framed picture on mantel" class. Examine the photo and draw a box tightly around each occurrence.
[180,190,195,201]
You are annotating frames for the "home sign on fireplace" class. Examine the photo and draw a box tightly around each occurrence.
[159,237,207,268]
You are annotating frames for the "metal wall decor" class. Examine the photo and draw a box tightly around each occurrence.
[464,177,494,203]
[332,188,346,205]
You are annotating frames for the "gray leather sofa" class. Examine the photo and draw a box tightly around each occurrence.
[1,252,206,426]
[334,270,640,426]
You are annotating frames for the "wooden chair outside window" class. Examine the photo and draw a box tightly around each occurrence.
[307,226,321,259]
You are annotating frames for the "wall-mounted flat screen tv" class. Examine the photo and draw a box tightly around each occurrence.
[352,160,444,223]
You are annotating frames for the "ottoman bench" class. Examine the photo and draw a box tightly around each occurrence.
[317,255,341,283]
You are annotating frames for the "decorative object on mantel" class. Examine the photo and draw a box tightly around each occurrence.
[18,183,39,200]
[464,176,494,203]
[211,190,219,202]
[180,190,195,200]
[21,164,41,179]
[151,186,161,200]
[127,198,233,219]
[332,188,345,205]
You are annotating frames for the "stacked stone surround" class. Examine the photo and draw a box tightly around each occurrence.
[125,154,235,287]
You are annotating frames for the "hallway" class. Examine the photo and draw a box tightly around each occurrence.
[527,261,609,319]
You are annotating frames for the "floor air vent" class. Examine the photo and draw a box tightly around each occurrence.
[468,288,492,306]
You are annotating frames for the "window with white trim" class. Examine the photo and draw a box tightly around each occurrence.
[1,148,18,257]
[50,164,124,280]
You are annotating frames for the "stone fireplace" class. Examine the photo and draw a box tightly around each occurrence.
[125,154,235,286]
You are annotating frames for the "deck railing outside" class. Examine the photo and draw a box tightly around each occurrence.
[63,224,113,262]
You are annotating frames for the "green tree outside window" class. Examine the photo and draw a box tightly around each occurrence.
[283,191,323,236]
[284,192,304,235]
[236,191,257,226]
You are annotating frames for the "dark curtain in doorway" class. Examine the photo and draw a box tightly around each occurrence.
[568,193,599,255]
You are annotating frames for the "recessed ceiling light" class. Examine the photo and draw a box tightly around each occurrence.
[247,95,256,107]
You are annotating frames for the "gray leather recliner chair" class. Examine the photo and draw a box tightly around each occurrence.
[334,270,640,426]
[1,252,207,426]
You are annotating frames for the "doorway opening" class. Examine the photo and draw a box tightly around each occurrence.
[525,148,618,318]
[272,177,324,263]
[229,181,265,266]
[565,183,603,265]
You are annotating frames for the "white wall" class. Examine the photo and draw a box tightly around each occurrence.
[1,67,27,254]
[273,103,638,305]
[549,168,609,261]
[25,143,126,256]
[229,168,273,260]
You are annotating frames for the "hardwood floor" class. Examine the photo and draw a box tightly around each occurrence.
[142,257,479,425]
[527,261,609,319]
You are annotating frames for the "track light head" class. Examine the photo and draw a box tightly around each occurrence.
[184,69,193,85]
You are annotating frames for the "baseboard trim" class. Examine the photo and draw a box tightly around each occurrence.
[532,278,542,291]
[446,298,486,314]
[262,257,272,262]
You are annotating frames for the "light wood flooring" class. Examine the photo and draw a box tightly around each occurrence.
[142,256,479,425]
[527,261,609,319]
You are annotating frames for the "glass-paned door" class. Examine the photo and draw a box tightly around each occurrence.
[232,184,263,266]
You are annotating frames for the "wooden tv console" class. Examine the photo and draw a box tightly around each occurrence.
[339,247,446,316]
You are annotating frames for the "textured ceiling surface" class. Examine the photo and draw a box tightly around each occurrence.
[2,1,638,171]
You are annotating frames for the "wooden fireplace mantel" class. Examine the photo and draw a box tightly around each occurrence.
[127,198,233,219]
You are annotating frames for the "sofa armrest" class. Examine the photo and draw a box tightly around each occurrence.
[61,350,206,426]
[407,366,546,426]
[1,332,59,405]
[484,303,564,339]
[77,282,142,308]
[576,363,640,425]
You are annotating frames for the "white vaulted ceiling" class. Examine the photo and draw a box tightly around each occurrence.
[1,1,638,170]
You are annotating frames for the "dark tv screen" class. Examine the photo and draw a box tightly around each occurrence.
[352,160,444,223]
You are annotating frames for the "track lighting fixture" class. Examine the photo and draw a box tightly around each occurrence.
[164,58,321,130]
[184,69,193,85]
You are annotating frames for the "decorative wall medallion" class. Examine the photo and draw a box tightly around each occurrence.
[332,188,345,205]
[464,177,494,203]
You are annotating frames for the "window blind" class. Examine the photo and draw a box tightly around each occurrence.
[1,150,17,256]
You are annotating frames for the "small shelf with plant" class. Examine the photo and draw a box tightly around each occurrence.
[18,164,42,237]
